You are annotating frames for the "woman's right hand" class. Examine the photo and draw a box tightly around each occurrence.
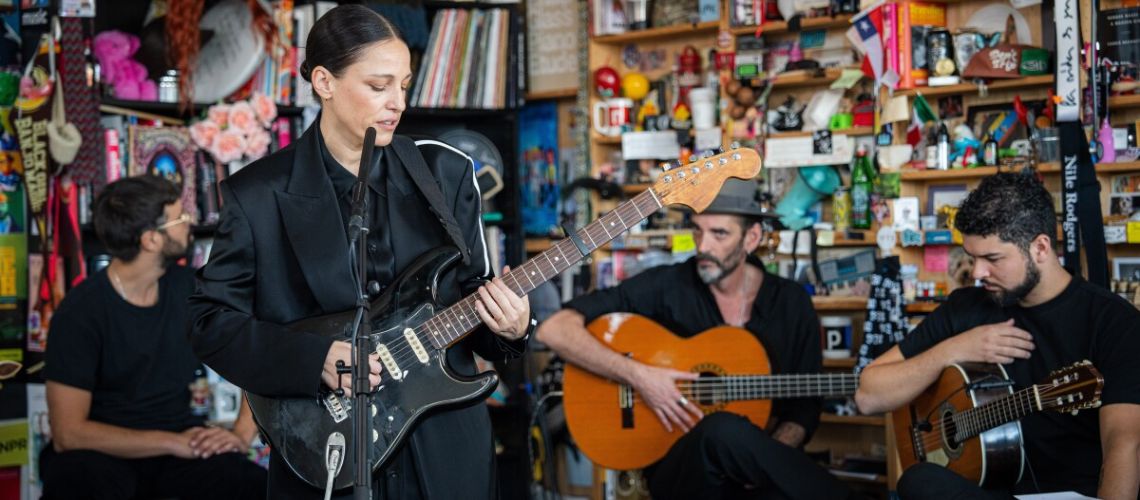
[322,341,383,392]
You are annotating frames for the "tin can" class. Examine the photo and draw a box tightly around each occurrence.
[927,29,954,76]
[833,187,850,232]
[984,139,999,166]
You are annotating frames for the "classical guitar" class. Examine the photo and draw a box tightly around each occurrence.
[245,149,762,489]
[892,360,1102,487]
[563,313,859,471]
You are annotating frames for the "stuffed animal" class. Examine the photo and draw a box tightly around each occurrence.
[93,30,157,101]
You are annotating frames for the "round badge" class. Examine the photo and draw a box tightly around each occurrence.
[935,58,956,77]
[877,227,897,252]
[717,30,733,49]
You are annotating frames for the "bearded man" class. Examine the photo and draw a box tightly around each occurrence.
[537,179,857,500]
[855,173,1140,499]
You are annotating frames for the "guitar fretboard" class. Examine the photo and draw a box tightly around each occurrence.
[684,373,860,402]
[421,189,664,349]
[952,386,1040,441]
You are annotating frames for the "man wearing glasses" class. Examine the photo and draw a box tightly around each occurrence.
[38,176,267,499]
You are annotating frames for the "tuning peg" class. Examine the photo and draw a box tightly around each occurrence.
[660,161,671,171]
[714,147,725,155]
[730,141,741,150]
[688,154,698,163]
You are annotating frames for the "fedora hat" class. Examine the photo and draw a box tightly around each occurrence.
[699,178,774,219]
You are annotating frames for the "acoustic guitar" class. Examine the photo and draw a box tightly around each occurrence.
[892,360,1102,487]
[563,313,859,471]
[245,149,762,490]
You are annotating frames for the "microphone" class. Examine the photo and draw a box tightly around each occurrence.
[347,127,378,246]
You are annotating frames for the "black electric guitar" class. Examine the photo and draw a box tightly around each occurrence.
[246,148,763,489]
[892,360,1103,487]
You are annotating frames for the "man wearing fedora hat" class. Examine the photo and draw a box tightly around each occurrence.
[538,179,854,499]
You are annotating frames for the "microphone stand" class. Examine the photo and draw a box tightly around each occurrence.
[348,127,377,500]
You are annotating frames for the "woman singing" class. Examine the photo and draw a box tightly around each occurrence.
[188,5,531,498]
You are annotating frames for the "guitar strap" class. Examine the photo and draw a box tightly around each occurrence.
[390,136,472,266]
[1059,121,1108,287]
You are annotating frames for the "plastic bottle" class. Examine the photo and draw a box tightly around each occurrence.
[935,123,950,170]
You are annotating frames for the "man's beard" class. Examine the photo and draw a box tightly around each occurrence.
[696,245,746,285]
[160,234,189,268]
[985,258,1041,307]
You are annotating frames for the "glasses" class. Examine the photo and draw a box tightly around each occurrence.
[155,212,192,231]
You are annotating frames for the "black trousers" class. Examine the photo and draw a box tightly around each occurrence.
[39,444,267,500]
[645,412,853,500]
[897,463,1014,500]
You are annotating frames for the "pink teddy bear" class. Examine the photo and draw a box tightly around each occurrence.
[93,30,157,101]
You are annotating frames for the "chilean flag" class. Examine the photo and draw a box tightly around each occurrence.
[847,2,896,87]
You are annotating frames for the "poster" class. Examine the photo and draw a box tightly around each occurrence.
[518,102,560,237]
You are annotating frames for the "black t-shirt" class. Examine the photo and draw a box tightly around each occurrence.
[898,277,1140,495]
[565,255,824,438]
[44,265,205,432]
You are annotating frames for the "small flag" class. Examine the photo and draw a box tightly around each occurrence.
[907,94,936,146]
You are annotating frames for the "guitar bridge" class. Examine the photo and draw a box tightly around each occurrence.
[323,392,352,423]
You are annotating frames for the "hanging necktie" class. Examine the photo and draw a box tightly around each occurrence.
[58,17,102,188]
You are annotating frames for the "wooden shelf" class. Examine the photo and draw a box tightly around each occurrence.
[771,67,850,88]
[525,88,578,101]
[623,183,651,195]
[905,302,941,314]
[592,134,622,145]
[1108,94,1140,110]
[768,126,874,139]
[730,14,853,36]
[821,414,885,426]
[894,75,1053,98]
[525,238,553,253]
[823,357,857,369]
[899,161,1140,180]
[593,21,720,45]
[812,296,867,311]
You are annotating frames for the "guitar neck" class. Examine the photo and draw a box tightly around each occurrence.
[425,189,665,349]
[691,373,861,401]
[953,385,1041,442]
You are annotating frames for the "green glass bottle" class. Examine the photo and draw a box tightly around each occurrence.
[851,146,876,230]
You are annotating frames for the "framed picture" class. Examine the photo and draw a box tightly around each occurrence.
[926,183,969,215]
[966,101,1048,148]
[1113,257,1140,281]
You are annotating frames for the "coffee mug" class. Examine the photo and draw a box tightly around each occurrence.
[688,87,717,130]
[829,112,853,130]
[593,98,634,137]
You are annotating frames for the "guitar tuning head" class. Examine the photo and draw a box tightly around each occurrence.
[659,161,671,171]
[688,154,698,163]
[730,141,741,150]
[713,147,725,155]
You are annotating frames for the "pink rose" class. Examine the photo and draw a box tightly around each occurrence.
[189,120,220,150]
[244,128,272,159]
[228,101,260,134]
[208,104,231,128]
[211,129,247,164]
[251,93,277,127]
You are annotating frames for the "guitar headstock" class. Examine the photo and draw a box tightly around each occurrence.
[652,148,762,212]
[1038,360,1104,415]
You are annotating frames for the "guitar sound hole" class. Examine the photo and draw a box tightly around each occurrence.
[695,372,720,406]
[940,410,959,450]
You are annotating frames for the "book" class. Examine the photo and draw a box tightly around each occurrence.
[896,1,946,89]
[127,126,199,222]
